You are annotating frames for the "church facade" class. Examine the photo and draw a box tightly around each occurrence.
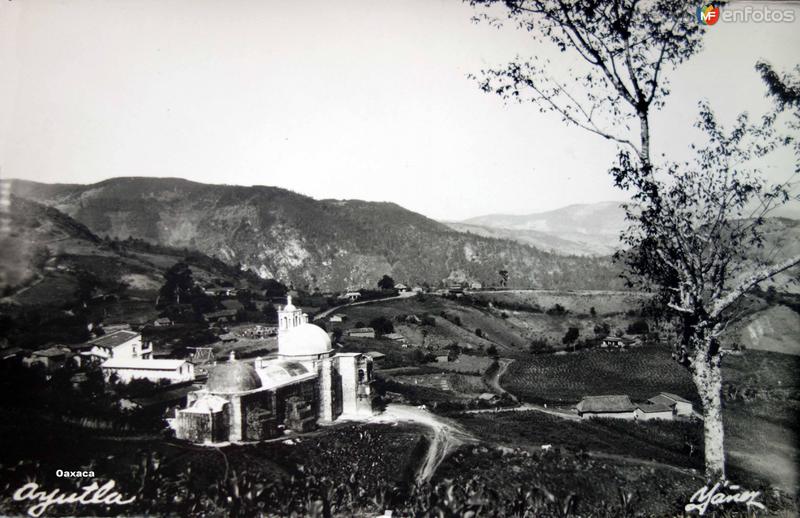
[172,297,378,444]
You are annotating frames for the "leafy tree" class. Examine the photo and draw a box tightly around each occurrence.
[593,322,611,338]
[263,279,288,298]
[377,275,396,290]
[562,327,580,346]
[474,328,483,338]
[159,262,194,306]
[589,306,596,317]
[486,344,499,358]
[447,343,462,362]
[626,319,649,335]
[469,0,704,170]
[467,0,799,480]
[498,270,509,287]
[611,94,800,477]
[369,316,394,336]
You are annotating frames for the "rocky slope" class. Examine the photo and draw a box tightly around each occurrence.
[11,178,625,291]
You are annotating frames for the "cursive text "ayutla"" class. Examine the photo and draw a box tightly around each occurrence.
[12,480,136,517]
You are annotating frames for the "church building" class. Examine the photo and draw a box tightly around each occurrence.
[172,297,378,444]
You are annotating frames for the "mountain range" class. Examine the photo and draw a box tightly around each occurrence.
[444,201,627,256]
[9,178,625,291]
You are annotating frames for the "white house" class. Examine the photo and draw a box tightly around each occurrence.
[600,337,626,348]
[394,283,408,292]
[635,402,674,421]
[86,330,151,361]
[648,392,693,416]
[329,314,345,323]
[341,292,361,302]
[101,358,195,384]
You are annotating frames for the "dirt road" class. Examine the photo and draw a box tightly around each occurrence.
[312,291,416,322]
[371,404,476,482]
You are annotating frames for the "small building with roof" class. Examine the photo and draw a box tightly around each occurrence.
[101,358,195,384]
[85,330,151,361]
[347,327,376,338]
[635,402,674,421]
[22,345,74,371]
[576,395,636,419]
[647,392,693,416]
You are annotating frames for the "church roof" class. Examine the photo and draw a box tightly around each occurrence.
[207,359,263,393]
[183,394,228,414]
[257,361,314,389]
[280,323,332,357]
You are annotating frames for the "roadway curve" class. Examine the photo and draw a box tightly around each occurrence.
[312,291,416,322]
[371,404,476,483]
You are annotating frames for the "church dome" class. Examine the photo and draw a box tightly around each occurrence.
[207,360,262,393]
[280,323,332,357]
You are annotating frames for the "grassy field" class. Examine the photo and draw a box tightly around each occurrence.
[725,400,799,493]
[468,289,650,316]
[334,294,654,360]
[455,410,703,469]
[501,346,697,404]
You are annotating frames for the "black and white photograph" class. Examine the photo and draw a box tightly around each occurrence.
[0,0,798,516]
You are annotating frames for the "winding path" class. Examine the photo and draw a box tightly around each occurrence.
[312,291,416,322]
[370,404,476,482]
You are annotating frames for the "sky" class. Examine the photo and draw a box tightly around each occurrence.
[1,0,798,221]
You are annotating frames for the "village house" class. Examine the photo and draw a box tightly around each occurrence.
[153,317,173,327]
[85,330,151,362]
[648,392,694,417]
[365,351,386,366]
[635,402,674,421]
[600,336,628,349]
[347,327,376,338]
[329,314,346,323]
[394,283,408,293]
[340,292,362,302]
[203,286,237,297]
[477,392,500,404]
[218,333,237,343]
[22,345,74,371]
[382,332,406,344]
[576,395,636,419]
[469,281,483,290]
[202,309,239,323]
[101,358,196,384]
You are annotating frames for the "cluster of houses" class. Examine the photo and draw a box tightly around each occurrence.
[576,393,694,421]
[12,328,197,385]
[599,336,643,349]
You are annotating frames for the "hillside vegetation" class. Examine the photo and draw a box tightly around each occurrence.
[11,177,625,291]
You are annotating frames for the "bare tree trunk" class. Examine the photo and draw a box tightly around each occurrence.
[692,350,726,480]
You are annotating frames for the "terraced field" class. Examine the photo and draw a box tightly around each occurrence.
[501,346,697,404]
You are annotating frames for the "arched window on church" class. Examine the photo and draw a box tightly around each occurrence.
[358,369,365,383]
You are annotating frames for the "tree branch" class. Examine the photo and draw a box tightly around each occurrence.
[710,254,800,318]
